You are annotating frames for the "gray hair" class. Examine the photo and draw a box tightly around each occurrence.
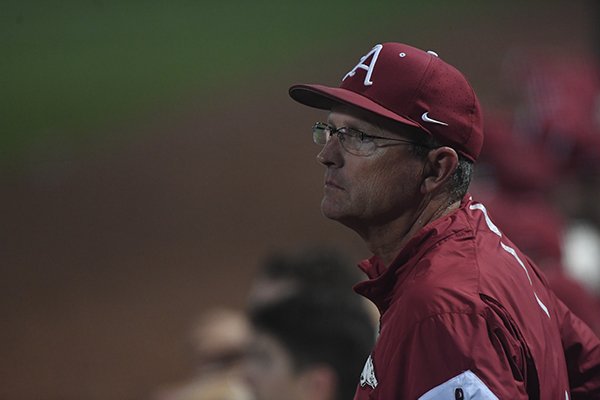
[372,116,474,203]
[408,135,474,203]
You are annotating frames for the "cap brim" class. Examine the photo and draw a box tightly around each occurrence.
[289,83,424,132]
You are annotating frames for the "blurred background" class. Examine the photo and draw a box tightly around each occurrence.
[2,1,600,399]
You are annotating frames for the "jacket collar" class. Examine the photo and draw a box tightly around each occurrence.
[354,195,474,314]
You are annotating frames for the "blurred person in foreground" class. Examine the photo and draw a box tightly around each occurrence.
[154,247,371,400]
[246,246,379,325]
[243,290,375,400]
[289,42,600,399]
[247,246,362,307]
[154,308,253,400]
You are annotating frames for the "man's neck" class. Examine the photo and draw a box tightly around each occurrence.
[362,197,461,267]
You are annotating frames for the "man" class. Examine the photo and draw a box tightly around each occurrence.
[243,290,375,400]
[288,42,600,399]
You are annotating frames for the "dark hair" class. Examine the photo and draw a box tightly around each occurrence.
[260,246,363,292]
[249,290,375,400]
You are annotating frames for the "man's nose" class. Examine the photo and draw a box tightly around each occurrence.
[317,135,344,167]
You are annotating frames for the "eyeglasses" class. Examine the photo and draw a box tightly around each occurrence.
[312,122,428,156]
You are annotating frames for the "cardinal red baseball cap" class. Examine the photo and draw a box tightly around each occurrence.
[289,42,483,162]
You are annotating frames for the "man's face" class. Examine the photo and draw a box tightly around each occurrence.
[243,331,304,400]
[317,108,425,232]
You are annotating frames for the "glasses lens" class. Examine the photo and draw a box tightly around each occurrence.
[312,123,329,145]
[312,124,376,156]
[341,128,374,156]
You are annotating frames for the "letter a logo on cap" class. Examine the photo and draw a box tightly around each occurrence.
[343,44,383,86]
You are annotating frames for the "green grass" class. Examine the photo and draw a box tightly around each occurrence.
[1,0,479,167]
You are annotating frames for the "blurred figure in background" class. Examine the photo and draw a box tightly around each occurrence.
[244,290,375,400]
[473,48,600,336]
[495,49,600,295]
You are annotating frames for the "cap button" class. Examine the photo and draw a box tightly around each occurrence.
[427,50,439,57]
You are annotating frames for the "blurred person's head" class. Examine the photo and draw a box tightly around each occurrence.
[497,49,600,225]
[243,291,375,400]
[247,246,363,307]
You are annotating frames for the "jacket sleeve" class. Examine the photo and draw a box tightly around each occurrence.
[366,311,530,399]
[554,296,600,399]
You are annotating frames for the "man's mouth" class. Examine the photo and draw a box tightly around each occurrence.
[325,180,344,190]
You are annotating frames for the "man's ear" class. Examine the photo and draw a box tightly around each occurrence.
[420,146,459,195]
[297,365,338,400]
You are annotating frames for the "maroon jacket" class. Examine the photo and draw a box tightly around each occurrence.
[353,196,600,399]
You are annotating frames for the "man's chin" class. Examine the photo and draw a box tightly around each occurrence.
[320,199,349,222]
[320,200,340,221]
[321,204,361,234]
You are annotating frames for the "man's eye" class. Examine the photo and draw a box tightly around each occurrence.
[349,129,373,143]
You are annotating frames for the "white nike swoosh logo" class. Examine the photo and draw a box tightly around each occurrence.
[421,112,448,126]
